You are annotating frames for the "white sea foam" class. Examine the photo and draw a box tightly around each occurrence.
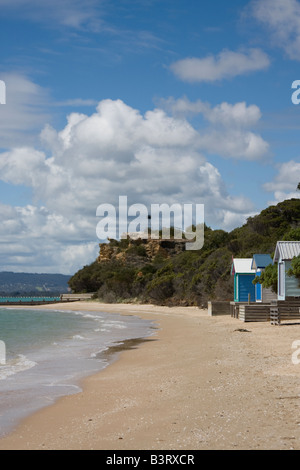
[0,354,37,380]
[103,321,126,329]
[72,335,85,340]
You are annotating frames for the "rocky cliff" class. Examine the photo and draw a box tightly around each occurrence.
[97,237,187,267]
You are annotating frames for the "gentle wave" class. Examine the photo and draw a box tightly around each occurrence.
[72,335,86,340]
[0,354,37,380]
[0,307,155,438]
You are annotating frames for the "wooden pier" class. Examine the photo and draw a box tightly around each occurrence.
[0,293,96,306]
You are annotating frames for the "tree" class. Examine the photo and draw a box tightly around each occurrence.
[298,182,300,191]
[287,255,300,284]
[253,263,278,293]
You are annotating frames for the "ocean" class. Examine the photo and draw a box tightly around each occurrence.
[0,307,155,438]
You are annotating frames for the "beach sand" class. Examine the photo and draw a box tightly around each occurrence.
[0,301,300,450]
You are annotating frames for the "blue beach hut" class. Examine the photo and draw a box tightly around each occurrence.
[251,254,276,303]
[231,258,256,302]
[273,241,300,301]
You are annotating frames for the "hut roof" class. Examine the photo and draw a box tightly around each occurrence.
[251,254,273,270]
[231,258,255,275]
[273,241,300,263]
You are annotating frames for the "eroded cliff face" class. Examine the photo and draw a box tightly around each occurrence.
[97,238,187,266]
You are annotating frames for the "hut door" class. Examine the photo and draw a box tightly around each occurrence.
[256,282,262,302]
[278,262,285,299]
[255,270,262,302]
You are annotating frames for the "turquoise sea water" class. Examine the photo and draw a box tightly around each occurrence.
[0,307,155,437]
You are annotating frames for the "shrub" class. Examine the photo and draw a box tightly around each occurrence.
[253,263,278,293]
[146,273,175,303]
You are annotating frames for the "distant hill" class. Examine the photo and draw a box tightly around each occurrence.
[68,198,300,306]
[0,272,71,295]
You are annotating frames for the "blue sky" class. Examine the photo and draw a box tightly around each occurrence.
[0,0,299,274]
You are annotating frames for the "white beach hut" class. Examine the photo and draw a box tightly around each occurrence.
[273,241,300,301]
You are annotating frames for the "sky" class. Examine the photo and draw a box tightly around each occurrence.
[0,0,300,275]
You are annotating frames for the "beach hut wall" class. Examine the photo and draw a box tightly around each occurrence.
[273,241,300,301]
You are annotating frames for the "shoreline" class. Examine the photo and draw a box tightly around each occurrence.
[0,301,300,450]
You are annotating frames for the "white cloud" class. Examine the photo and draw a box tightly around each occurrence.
[217,209,256,232]
[157,96,208,117]
[0,202,99,273]
[0,98,262,273]
[200,129,269,160]
[159,97,269,160]
[170,48,270,83]
[249,0,300,60]
[202,101,262,128]
[0,73,51,148]
[263,160,300,202]
[162,97,262,127]
[199,101,269,160]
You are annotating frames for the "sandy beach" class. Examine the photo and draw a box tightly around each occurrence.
[0,300,300,450]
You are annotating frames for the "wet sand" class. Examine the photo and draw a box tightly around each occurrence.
[0,301,300,450]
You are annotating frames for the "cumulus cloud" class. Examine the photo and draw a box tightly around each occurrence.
[202,101,262,128]
[200,129,269,161]
[170,48,270,83]
[161,97,262,126]
[159,97,269,160]
[199,101,268,160]
[0,202,99,273]
[0,98,262,273]
[263,159,300,203]
[249,0,300,60]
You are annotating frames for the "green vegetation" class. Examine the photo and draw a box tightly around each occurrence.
[253,263,278,293]
[68,198,300,306]
[288,254,300,286]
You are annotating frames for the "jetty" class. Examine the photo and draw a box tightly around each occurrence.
[0,293,96,306]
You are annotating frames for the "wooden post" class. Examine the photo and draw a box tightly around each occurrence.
[248,293,251,305]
